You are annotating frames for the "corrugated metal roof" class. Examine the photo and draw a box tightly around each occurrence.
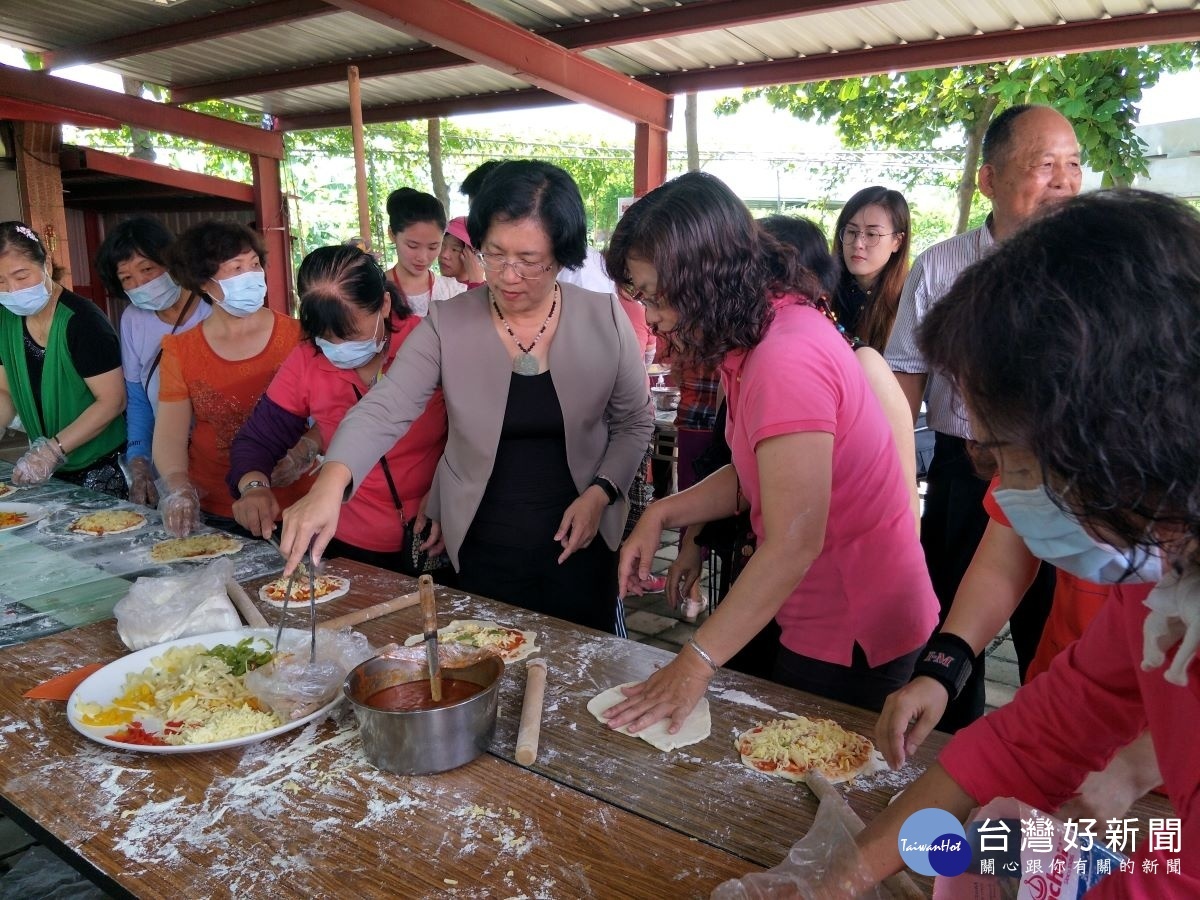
[0,0,1194,123]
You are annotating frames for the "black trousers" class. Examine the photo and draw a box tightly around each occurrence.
[921,433,1056,731]
[456,532,620,634]
[772,643,922,714]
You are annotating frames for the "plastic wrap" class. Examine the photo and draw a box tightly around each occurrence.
[245,628,374,720]
[114,558,241,650]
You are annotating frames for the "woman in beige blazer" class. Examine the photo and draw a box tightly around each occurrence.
[282,161,653,632]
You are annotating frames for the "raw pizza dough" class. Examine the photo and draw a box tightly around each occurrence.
[150,533,243,563]
[259,573,351,607]
[587,682,711,753]
[68,509,147,536]
[735,715,875,783]
[403,619,539,664]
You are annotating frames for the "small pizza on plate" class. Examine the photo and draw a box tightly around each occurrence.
[150,533,243,563]
[258,573,351,607]
[0,482,16,499]
[68,509,147,536]
[735,715,875,784]
[403,619,539,664]
[0,510,28,529]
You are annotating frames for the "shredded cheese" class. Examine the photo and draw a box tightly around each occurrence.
[737,716,873,780]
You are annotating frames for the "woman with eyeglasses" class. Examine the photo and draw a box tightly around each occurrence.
[602,172,937,737]
[281,161,653,632]
[831,186,910,351]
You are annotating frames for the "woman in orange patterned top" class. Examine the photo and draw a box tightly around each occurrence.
[152,222,315,537]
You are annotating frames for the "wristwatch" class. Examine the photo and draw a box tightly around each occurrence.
[239,479,271,497]
[590,475,620,505]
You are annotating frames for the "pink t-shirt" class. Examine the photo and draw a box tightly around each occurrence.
[719,298,938,667]
[267,313,448,553]
[939,582,1197,896]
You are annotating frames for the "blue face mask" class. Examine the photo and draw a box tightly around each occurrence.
[214,270,266,317]
[992,486,1162,584]
[0,278,52,317]
[315,312,384,369]
[126,270,181,311]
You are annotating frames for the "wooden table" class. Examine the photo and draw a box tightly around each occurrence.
[0,560,1178,897]
[0,461,282,647]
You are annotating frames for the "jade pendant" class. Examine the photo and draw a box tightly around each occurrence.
[512,352,540,376]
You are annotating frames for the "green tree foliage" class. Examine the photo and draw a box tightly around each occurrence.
[718,43,1199,231]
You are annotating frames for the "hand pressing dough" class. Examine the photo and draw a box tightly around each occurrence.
[586,682,711,752]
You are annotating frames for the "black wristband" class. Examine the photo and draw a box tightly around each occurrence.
[590,475,620,505]
[912,632,976,701]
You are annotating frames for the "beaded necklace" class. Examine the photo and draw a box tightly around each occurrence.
[492,283,559,375]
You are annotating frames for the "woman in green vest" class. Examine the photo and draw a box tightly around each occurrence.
[0,221,127,497]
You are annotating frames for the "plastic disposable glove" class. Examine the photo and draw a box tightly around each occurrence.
[157,478,201,538]
[12,436,66,485]
[270,434,320,488]
[127,455,158,507]
[1141,561,1200,686]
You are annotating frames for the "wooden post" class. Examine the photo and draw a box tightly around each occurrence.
[348,65,372,250]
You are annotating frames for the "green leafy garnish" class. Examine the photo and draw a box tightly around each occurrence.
[204,637,275,676]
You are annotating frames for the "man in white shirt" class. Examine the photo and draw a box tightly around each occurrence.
[885,105,1082,730]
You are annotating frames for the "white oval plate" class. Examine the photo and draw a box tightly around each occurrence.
[0,502,48,532]
[67,629,341,754]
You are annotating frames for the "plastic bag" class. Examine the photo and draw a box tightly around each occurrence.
[114,558,241,650]
[245,627,374,721]
[712,794,890,899]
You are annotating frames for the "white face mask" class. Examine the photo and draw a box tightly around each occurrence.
[993,486,1162,584]
[315,312,384,370]
[214,270,266,317]
[126,270,180,311]
[0,277,52,317]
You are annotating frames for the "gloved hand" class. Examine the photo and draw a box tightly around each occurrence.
[1141,561,1200,686]
[12,436,66,485]
[157,478,201,538]
[270,435,320,488]
[127,455,158,507]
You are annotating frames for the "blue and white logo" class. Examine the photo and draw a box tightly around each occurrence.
[898,807,974,877]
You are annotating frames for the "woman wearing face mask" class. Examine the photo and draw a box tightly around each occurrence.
[831,186,910,351]
[0,222,127,496]
[386,188,466,317]
[96,217,211,506]
[227,246,449,573]
[820,190,1200,899]
[152,221,316,537]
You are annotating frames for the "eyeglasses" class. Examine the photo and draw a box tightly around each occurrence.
[840,227,900,248]
[476,252,553,280]
[624,285,664,310]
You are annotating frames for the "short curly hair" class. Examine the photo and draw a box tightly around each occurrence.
[95,216,173,300]
[168,220,266,294]
[605,171,819,369]
[917,189,1200,560]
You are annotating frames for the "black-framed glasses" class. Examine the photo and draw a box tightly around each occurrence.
[840,227,900,248]
[624,285,664,310]
[476,252,553,280]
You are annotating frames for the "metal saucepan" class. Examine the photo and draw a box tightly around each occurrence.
[343,649,504,775]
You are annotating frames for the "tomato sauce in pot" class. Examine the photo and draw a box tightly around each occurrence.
[366,678,483,711]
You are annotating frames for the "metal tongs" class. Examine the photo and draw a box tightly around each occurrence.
[273,540,322,664]
[418,574,442,701]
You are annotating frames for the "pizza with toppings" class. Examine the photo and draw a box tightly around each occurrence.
[735,715,875,783]
[0,482,15,499]
[0,510,28,529]
[403,619,539,664]
[69,509,147,536]
[258,573,351,607]
[150,534,243,563]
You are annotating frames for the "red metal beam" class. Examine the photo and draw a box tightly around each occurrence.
[171,0,871,103]
[0,98,120,129]
[41,0,333,71]
[633,123,667,196]
[324,0,670,129]
[251,155,293,315]
[60,145,256,204]
[0,64,284,159]
[275,88,564,131]
[642,9,1200,94]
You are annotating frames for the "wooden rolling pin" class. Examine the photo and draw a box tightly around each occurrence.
[225,578,269,629]
[803,772,925,900]
[318,591,420,631]
[515,658,547,766]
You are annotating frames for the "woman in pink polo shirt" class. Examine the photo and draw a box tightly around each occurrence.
[603,172,938,735]
[227,245,448,575]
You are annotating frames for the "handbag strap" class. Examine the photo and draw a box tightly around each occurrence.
[143,291,200,394]
[351,382,405,521]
